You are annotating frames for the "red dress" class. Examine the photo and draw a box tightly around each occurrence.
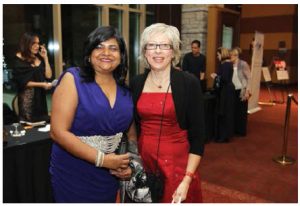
[137,93,202,203]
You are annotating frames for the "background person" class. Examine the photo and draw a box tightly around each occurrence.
[230,47,251,136]
[130,23,205,203]
[211,47,235,143]
[50,26,134,203]
[12,32,52,122]
[182,40,206,91]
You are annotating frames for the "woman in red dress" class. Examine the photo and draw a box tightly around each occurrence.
[130,23,206,203]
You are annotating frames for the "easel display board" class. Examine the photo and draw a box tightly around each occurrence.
[262,67,271,82]
[276,70,289,80]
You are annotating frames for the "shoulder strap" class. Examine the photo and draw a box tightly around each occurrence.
[154,83,171,174]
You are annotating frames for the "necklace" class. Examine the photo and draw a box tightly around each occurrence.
[150,71,168,89]
[150,77,162,89]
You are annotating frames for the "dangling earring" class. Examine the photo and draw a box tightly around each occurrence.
[88,57,91,62]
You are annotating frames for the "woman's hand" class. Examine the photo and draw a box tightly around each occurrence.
[43,82,53,90]
[172,179,190,203]
[244,90,251,100]
[40,45,52,79]
[102,153,130,170]
[241,90,251,101]
[39,44,48,60]
[172,175,192,203]
[210,73,217,79]
[110,167,132,180]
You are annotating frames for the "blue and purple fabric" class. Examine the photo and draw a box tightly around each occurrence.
[49,67,133,202]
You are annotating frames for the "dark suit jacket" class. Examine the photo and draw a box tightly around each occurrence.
[130,67,205,156]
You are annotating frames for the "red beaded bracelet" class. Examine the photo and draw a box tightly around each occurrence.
[185,171,196,179]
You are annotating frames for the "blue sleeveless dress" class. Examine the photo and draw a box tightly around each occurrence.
[49,68,133,202]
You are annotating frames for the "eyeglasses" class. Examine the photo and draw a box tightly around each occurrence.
[95,44,120,52]
[145,43,173,50]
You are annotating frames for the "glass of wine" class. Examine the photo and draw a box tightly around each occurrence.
[11,123,22,137]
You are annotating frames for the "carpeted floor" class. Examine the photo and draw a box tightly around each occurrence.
[200,85,298,203]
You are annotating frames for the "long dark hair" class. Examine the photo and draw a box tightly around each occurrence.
[80,26,128,87]
[18,32,39,64]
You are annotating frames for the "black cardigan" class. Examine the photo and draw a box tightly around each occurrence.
[130,67,205,156]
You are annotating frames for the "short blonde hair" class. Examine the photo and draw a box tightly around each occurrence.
[217,47,230,61]
[140,23,181,68]
[230,47,242,57]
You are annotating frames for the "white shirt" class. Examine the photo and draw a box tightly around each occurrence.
[232,65,242,90]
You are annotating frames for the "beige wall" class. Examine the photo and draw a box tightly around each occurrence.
[241,5,296,18]
[240,4,297,84]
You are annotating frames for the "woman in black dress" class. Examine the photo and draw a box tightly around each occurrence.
[211,47,235,143]
[12,32,53,122]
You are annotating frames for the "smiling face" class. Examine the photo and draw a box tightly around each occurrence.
[90,38,121,74]
[144,33,174,71]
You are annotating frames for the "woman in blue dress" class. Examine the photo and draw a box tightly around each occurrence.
[50,26,135,202]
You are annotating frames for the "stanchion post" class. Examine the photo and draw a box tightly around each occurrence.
[282,94,291,157]
[273,93,296,165]
[291,96,298,105]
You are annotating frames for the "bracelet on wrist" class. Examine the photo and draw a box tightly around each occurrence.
[95,150,104,167]
[100,152,104,167]
[185,171,196,179]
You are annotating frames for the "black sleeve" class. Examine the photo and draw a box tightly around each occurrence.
[185,73,205,156]
[203,55,206,72]
[219,63,233,85]
[181,54,188,71]
[128,75,135,91]
[12,58,36,91]
[129,75,141,136]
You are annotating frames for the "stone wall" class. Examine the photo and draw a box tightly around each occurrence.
[181,4,209,60]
